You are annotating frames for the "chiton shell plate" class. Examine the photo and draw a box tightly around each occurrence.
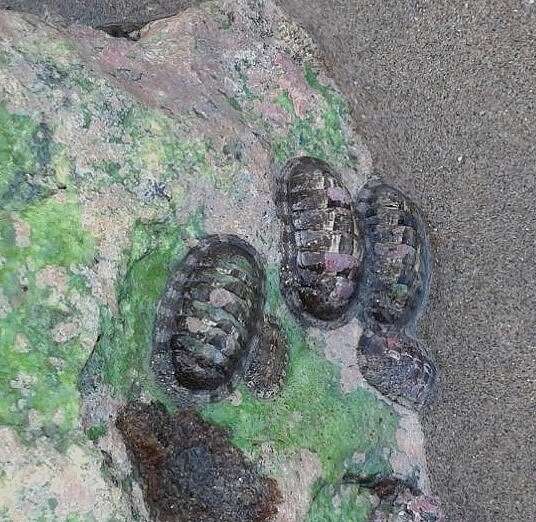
[356,181,432,333]
[151,234,266,405]
[277,156,363,328]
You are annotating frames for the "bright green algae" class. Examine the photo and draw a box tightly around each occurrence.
[82,211,204,403]
[0,196,95,444]
[272,64,352,167]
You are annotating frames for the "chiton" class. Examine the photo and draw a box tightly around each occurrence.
[151,234,266,403]
[357,330,437,410]
[356,180,432,333]
[243,316,288,399]
[277,157,363,327]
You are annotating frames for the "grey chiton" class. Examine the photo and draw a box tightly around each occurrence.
[277,157,363,328]
[356,181,437,409]
[356,180,432,333]
[151,234,267,405]
[357,330,437,409]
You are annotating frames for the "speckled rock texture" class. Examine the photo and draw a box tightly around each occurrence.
[0,1,441,520]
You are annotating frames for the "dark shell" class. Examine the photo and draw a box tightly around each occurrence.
[116,402,281,522]
[357,330,437,410]
[243,315,288,399]
[277,156,363,328]
[356,181,431,333]
[151,234,265,404]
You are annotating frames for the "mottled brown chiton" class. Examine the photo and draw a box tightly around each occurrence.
[244,316,288,399]
[356,181,432,332]
[277,157,363,327]
[151,234,266,404]
[357,330,437,410]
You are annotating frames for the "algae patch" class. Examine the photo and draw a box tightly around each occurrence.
[0,105,53,210]
[0,197,96,444]
[272,65,351,167]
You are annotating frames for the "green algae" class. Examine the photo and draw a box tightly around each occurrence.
[202,268,397,483]
[272,65,351,167]
[306,484,372,522]
[0,105,53,210]
[82,210,205,401]
[0,197,96,444]
[86,104,233,196]
[274,90,295,115]
[86,423,107,442]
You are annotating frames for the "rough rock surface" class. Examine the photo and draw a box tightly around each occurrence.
[0,1,438,520]
[116,402,281,522]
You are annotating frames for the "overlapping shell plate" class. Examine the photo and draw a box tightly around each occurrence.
[357,329,437,409]
[151,234,269,405]
[356,180,432,333]
[277,156,363,328]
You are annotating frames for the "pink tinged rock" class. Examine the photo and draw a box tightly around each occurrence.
[386,336,401,350]
[256,101,291,125]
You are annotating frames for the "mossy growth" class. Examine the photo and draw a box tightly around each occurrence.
[82,210,205,402]
[0,196,96,445]
[85,423,107,442]
[0,105,53,210]
[272,65,351,167]
[87,103,234,196]
[306,483,372,522]
[202,267,397,484]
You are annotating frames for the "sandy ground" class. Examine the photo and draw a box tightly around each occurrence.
[0,1,535,520]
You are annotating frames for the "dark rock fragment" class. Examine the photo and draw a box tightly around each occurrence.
[116,401,281,522]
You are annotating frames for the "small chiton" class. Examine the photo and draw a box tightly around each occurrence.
[357,330,437,409]
[356,180,432,332]
[151,234,265,404]
[277,156,363,327]
[243,316,288,399]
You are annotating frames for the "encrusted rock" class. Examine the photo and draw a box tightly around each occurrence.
[363,477,444,522]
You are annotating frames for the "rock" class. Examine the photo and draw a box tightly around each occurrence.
[0,1,439,520]
[116,401,281,522]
